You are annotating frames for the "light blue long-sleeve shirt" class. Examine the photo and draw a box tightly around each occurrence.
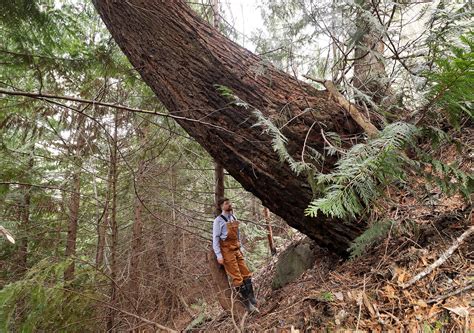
[212,212,241,260]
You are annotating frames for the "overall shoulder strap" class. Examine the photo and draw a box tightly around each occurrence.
[219,214,228,222]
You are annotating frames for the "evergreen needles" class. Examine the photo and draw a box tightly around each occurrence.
[305,122,419,219]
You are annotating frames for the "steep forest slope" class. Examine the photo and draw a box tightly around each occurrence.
[193,128,473,332]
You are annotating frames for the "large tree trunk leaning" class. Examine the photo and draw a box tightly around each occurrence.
[93,0,367,256]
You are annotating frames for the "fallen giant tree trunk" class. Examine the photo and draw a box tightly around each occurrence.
[93,0,367,255]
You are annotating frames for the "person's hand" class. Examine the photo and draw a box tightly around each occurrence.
[217,257,224,265]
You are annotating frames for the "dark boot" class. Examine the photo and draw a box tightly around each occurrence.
[237,283,249,303]
[237,284,258,313]
[244,278,257,306]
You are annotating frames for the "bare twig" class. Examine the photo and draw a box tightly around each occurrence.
[381,310,400,325]
[0,88,235,134]
[427,283,474,304]
[239,311,248,333]
[302,74,325,85]
[356,274,366,332]
[301,121,318,163]
[372,302,385,325]
[320,128,346,155]
[0,48,84,62]
[0,226,15,244]
[402,226,474,289]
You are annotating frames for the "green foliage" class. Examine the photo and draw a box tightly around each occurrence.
[252,109,314,175]
[214,84,253,110]
[349,219,394,259]
[305,122,419,220]
[185,312,207,331]
[318,291,334,302]
[304,33,473,223]
[422,319,446,333]
[425,2,473,61]
[304,120,471,225]
[0,259,105,332]
[416,124,473,201]
[422,156,473,199]
[214,84,319,175]
[213,84,235,100]
[424,32,474,128]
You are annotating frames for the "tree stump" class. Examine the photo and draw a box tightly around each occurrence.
[207,247,247,321]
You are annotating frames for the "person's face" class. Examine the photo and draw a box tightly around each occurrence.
[221,200,233,212]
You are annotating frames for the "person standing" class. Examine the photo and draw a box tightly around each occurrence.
[212,198,258,312]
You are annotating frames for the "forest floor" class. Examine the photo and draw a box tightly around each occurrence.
[194,130,473,332]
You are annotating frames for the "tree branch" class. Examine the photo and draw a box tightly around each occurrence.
[0,88,234,133]
[304,76,380,138]
[402,225,474,289]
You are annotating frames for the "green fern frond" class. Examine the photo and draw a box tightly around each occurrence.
[252,109,314,175]
[349,219,394,259]
[305,122,419,219]
[214,84,320,175]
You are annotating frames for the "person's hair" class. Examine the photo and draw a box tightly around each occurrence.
[213,198,229,217]
[217,197,230,209]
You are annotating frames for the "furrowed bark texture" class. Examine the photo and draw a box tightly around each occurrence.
[93,0,366,255]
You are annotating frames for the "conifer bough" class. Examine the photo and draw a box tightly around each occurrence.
[93,0,367,255]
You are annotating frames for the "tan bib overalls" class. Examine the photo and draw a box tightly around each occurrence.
[219,218,252,287]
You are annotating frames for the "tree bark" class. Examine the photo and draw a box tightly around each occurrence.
[211,0,225,219]
[213,162,225,216]
[93,0,367,255]
[107,111,119,331]
[16,155,33,274]
[64,114,86,282]
[128,164,144,309]
[95,164,111,268]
